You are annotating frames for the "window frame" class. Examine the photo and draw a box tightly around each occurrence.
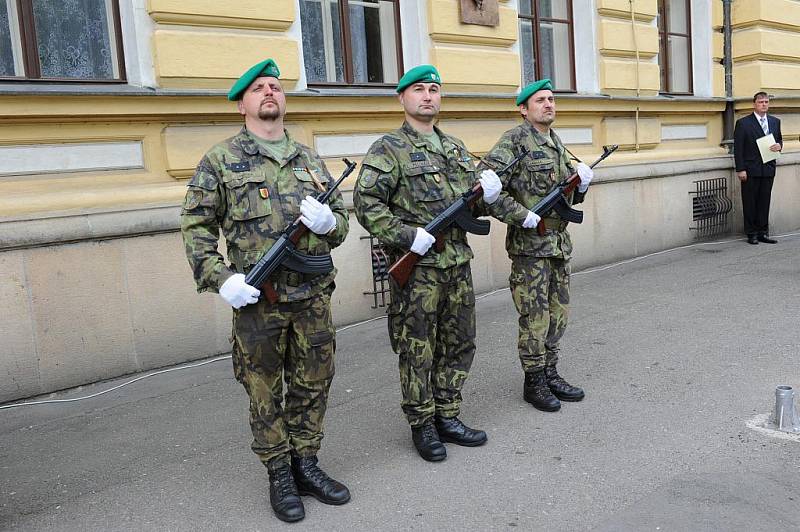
[1,0,126,83]
[517,0,577,93]
[301,0,404,89]
[657,0,693,95]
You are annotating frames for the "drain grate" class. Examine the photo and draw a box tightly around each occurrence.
[361,235,391,309]
[689,177,732,238]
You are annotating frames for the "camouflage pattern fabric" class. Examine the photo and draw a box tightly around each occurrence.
[231,289,335,470]
[354,122,483,426]
[181,127,349,302]
[180,127,348,468]
[354,122,488,269]
[480,121,583,259]
[480,121,585,371]
[509,256,569,372]
[388,264,475,426]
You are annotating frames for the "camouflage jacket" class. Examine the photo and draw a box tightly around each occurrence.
[480,121,585,260]
[353,122,486,269]
[180,127,349,302]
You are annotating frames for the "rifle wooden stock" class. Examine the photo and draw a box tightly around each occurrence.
[387,150,532,288]
[388,182,484,287]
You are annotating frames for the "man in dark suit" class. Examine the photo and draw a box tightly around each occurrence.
[733,91,783,245]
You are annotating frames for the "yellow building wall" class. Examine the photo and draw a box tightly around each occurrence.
[149,0,299,90]
[595,0,660,96]
[426,0,519,93]
[731,0,800,98]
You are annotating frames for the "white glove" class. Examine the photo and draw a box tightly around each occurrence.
[478,169,502,204]
[300,196,337,235]
[410,227,436,256]
[219,273,260,309]
[522,211,541,229]
[576,162,594,193]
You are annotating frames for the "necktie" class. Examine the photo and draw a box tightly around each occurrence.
[760,117,769,135]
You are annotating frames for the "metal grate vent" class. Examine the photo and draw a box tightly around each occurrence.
[689,177,732,238]
[361,235,391,308]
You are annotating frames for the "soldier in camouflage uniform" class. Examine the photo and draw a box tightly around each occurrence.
[353,65,503,462]
[480,79,594,412]
[180,59,350,523]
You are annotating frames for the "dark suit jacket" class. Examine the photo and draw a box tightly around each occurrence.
[734,113,783,178]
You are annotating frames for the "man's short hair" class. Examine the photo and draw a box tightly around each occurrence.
[753,91,769,102]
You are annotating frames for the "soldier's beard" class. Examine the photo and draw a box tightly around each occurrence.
[258,107,281,120]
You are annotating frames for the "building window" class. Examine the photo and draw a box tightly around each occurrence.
[657,0,692,94]
[518,0,575,91]
[0,0,125,81]
[299,0,402,86]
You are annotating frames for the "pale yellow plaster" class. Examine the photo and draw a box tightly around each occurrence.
[733,28,800,62]
[733,0,800,30]
[148,0,295,30]
[600,117,660,150]
[712,0,723,29]
[713,64,725,98]
[152,30,300,90]
[734,61,800,98]
[712,32,723,61]
[599,58,660,95]
[597,0,657,21]
[598,19,659,59]
[428,0,518,47]
[431,47,520,93]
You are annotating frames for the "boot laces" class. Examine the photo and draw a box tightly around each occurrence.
[273,467,298,497]
[421,422,439,440]
[302,461,332,486]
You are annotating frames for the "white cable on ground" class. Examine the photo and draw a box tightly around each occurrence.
[3,230,798,411]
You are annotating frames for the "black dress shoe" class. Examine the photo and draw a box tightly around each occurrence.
[411,421,447,462]
[544,366,585,402]
[291,455,351,505]
[435,416,488,447]
[523,371,561,412]
[747,235,759,245]
[268,465,305,522]
[757,235,777,244]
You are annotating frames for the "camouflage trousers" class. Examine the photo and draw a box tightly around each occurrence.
[231,289,335,471]
[509,256,570,373]
[388,263,476,427]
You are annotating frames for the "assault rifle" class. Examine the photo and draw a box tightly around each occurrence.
[245,158,357,303]
[533,144,618,236]
[388,149,530,287]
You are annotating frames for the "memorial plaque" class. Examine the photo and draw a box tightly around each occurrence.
[459,0,499,27]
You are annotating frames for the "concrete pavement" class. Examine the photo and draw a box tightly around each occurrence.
[2,231,800,531]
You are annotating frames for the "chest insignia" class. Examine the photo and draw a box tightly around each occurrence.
[226,161,251,172]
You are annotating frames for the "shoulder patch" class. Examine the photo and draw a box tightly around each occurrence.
[359,167,380,189]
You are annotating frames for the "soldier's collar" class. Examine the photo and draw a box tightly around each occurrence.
[401,121,450,154]
[239,127,300,166]
[522,120,556,149]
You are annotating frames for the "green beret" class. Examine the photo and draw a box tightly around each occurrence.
[396,64,442,93]
[227,59,281,101]
[516,78,553,106]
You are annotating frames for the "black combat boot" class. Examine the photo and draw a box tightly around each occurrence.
[411,420,447,462]
[291,455,351,505]
[523,370,561,412]
[544,366,585,401]
[268,464,305,522]
[435,416,488,447]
